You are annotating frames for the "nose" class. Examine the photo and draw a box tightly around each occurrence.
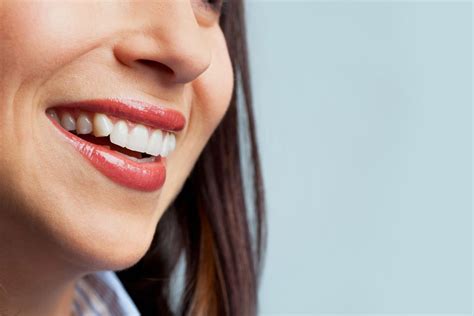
[113,1,211,84]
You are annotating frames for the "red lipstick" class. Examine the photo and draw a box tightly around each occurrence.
[46,98,186,192]
[53,98,186,132]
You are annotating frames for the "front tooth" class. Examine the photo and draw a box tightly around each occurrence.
[93,113,113,137]
[160,133,171,157]
[60,112,76,131]
[46,109,60,123]
[145,130,163,156]
[126,124,149,152]
[110,120,128,147]
[77,113,92,134]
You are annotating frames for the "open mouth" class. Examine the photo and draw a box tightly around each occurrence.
[44,98,185,192]
[46,107,176,163]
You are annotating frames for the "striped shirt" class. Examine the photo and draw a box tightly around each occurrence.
[72,271,141,316]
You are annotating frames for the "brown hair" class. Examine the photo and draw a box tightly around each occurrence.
[117,1,266,315]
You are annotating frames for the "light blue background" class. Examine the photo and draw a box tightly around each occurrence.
[245,1,472,314]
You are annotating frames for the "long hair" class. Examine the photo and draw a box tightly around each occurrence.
[117,1,266,315]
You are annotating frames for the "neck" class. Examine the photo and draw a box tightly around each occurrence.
[0,213,83,316]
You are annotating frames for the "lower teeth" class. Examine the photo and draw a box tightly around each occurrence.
[115,151,157,163]
[137,156,157,163]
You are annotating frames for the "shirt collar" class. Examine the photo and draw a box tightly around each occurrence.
[72,270,141,316]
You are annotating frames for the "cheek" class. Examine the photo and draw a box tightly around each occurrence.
[157,30,233,210]
[0,2,120,81]
[2,3,81,76]
[191,31,234,138]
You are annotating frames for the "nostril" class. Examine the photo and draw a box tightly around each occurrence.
[136,59,174,77]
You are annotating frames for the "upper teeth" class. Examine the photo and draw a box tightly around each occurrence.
[47,109,176,157]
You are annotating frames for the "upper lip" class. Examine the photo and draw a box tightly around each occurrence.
[48,98,186,132]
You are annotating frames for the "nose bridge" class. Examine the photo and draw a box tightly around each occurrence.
[113,1,211,84]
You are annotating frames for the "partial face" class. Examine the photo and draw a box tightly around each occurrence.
[0,1,233,270]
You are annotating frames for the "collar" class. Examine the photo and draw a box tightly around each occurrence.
[72,270,141,316]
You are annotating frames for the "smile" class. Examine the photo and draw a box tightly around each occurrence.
[45,98,186,192]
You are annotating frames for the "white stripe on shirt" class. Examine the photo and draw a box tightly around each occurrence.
[72,271,141,316]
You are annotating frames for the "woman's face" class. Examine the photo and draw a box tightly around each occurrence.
[0,1,233,270]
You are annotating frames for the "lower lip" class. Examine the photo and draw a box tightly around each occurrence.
[47,116,166,192]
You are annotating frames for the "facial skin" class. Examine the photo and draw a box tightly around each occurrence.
[0,1,233,315]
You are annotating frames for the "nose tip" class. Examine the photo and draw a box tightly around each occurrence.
[156,41,212,84]
[113,27,212,84]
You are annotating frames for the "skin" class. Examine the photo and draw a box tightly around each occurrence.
[0,1,233,315]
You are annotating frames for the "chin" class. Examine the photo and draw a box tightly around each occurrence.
[57,222,156,273]
[32,194,162,273]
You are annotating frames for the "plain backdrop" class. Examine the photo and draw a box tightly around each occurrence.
[245,1,472,315]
